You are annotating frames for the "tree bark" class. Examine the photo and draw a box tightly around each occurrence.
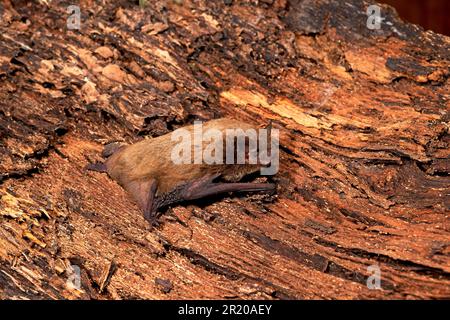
[0,0,449,299]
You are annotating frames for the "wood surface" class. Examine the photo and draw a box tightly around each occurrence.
[0,0,449,299]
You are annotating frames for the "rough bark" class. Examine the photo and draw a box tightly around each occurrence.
[0,0,449,299]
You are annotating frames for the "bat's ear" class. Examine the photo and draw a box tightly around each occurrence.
[102,142,125,158]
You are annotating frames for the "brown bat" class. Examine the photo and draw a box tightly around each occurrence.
[86,118,276,225]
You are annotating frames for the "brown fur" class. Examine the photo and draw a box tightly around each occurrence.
[105,118,261,195]
[88,118,275,224]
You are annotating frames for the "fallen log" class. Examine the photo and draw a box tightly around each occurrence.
[0,0,449,299]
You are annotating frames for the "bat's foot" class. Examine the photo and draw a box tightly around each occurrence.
[145,216,161,228]
[85,162,107,173]
[143,207,160,227]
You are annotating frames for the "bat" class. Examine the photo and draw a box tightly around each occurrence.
[86,118,276,225]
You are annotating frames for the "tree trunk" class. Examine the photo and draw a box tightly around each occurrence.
[0,0,449,299]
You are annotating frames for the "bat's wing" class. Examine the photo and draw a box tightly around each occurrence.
[181,174,275,201]
[123,179,158,225]
[152,173,275,214]
[124,175,274,226]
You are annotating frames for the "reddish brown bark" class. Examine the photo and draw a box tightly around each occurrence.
[0,0,449,299]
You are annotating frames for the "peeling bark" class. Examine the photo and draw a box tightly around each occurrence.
[0,0,449,299]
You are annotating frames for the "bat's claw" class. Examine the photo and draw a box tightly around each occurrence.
[145,214,160,228]
[85,162,107,173]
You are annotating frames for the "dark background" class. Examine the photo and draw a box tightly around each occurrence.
[382,0,450,36]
